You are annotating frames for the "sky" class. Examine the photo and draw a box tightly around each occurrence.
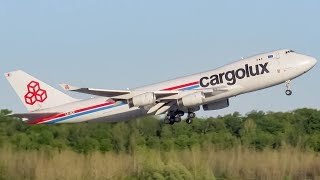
[0,0,319,117]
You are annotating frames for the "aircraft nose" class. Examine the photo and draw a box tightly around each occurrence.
[300,55,317,70]
[305,56,317,69]
[308,57,317,67]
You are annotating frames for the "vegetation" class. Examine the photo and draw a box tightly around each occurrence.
[0,108,320,179]
[1,146,320,180]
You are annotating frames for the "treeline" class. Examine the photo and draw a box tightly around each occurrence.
[0,108,320,154]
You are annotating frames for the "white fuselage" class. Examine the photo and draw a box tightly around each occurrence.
[29,49,317,124]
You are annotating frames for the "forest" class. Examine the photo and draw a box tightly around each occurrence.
[0,108,320,179]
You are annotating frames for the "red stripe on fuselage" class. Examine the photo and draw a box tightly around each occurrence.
[27,101,115,124]
[162,81,199,91]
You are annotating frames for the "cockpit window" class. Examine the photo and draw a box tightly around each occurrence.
[285,50,295,54]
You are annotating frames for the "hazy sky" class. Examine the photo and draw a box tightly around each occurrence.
[1,1,319,117]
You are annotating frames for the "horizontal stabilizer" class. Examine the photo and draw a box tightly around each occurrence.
[60,83,131,97]
[8,112,60,121]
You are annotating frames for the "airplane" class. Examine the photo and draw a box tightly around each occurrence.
[4,49,317,125]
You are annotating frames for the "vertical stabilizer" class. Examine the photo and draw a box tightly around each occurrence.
[4,70,77,112]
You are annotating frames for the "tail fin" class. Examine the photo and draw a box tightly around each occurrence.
[4,70,78,112]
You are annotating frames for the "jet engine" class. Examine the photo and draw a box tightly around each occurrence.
[128,92,156,107]
[178,92,205,107]
[202,99,229,111]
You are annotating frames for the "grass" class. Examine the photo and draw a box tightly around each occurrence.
[0,146,319,180]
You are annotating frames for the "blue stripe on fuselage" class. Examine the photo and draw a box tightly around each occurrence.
[180,85,200,90]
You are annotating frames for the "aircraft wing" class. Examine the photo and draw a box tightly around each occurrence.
[60,83,179,99]
[60,83,230,115]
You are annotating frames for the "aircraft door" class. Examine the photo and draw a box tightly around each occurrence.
[275,51,281,74]
[276,52,280,59]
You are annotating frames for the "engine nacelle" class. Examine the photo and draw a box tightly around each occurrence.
[203,99,229,111]
[128,92,156,107]
[178,92,205,107]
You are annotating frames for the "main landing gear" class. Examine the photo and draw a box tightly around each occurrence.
[165,111,196,125]
[186,112,196,124]
[165,111,183,125]
[285,80,292,96]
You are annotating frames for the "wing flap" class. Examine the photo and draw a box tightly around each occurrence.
[155,101,175,115]
[147,102,166,114]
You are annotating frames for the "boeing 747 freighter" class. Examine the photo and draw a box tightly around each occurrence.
[5,49,317,124]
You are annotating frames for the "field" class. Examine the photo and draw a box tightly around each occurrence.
[0,146,319,180]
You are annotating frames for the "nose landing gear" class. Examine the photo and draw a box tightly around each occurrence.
[285,90,292,96]
[285,80,292,96]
